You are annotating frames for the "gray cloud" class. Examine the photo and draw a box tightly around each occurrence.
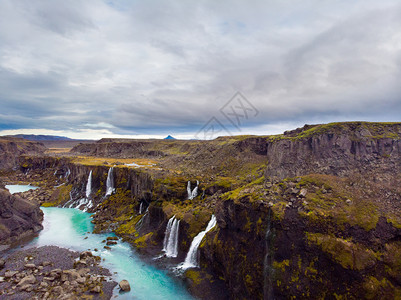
[0,0,400,138]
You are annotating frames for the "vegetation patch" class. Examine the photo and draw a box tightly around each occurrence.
[306,233,377,270]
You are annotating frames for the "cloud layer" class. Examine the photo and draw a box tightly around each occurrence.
[1,0,400,139]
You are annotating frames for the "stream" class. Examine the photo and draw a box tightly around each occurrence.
[5,185,193,300]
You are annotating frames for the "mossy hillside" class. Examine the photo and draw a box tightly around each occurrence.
[267,122,401,142]
[297,174,401,234]
[42,184,73,207]
[306,233,377,271]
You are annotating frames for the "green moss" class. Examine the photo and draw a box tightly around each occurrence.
[133,232,154,249]
[363,276,395,300]
[42,184,72,207]
[306,233,377,270]
[273,259,290,273]
[185,269,202,286]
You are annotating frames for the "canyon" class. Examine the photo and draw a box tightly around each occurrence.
[1,121,401,299]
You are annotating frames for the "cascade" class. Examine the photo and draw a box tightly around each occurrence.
[139,202,144,214]
[105,167,115,196]
[85,170,92,199]
[181,215,216,269]
[163,216,180,258]
[187,180,199,200]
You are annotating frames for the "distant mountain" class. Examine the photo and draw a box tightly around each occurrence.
[7,134,74,141]
[164,135,176,140]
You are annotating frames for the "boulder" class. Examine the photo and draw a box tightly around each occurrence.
[17,275,36,286]
[119,279,131,292]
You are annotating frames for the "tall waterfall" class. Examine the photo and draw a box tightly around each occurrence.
[105,167,115,196]
[187,180,199,200]
[85,170,92,199]
[163,216,180,258]
[181,215,216,269]
[139,202,144,214]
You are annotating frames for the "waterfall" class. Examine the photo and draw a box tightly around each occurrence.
[136,207,149,231]
[187,181,192,198]
[65,168,71,178]
[181,215,216,269]
[85,170,92,199]
[105,167,115,196]
[187,180,199,200]
[263,210,274,300]
[139,202,144,214]
[61,172,93,211]
[163,216,180,258]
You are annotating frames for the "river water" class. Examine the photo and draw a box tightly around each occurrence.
[6,185,193,300]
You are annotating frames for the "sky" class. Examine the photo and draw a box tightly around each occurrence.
[0,0,400,140]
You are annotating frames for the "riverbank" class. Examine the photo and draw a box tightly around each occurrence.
[0,245,117,299]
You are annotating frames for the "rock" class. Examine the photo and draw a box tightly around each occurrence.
[119,279,131,292]
[346,199,352,205]
[0,259,5,268]
[4,271,18,278]
[299,188,308,197]
[104,246,111,250]
[75,259,87,267]
[79,251,93,259]
[91,285,102,293]
[106,241,117,246]
[63,269,80,281]
[76,277,86,284]
[24,263,36,269]
[17,274,36,286]
[0,189,43,245]
[76,268,90,276]
[0,276,4,282]
[43,276,55,281]
[106,236,118,241]
[19,284,33,292]
[52,286,63,294]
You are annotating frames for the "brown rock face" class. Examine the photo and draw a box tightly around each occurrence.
[265,122,401,179]
[0,189,43,245]
[0,137,46,170]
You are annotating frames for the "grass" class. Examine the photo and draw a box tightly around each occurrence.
[70,156,159,169]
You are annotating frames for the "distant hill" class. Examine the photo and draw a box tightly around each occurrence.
[7,134,74,141]
[164,135,176,140]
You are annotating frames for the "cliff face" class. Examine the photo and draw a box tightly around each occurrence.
[0,189,43,246]
[265,122,401,179]
[202,174,401,299]
[0,137,46,170]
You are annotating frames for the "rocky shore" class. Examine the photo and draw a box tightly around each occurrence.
[0,245,117,299]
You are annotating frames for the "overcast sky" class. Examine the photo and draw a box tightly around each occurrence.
[0,0,400,139]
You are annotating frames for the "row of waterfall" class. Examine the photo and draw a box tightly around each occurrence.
[160,214,217,270]
[187,180,199,200]
[62,167,115,211]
